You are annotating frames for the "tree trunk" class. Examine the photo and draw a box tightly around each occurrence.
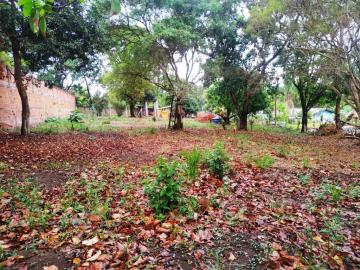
[11,38,30,135]
[173,98,183,130]
[238,112,247,130]
[301,108,308,133]
[274,94,277,126]
[335,95,341,130]
[129,103,135,117]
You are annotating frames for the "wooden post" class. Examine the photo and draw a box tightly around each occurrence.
[154,99,159,118]
[144,101,149,117]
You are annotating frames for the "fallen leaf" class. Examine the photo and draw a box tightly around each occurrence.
[72,258,81,265]
[82,236,99,246]
[87,250,102,261]
[43,266,58,270]
[72,236,81,245]
[228,252,236,261]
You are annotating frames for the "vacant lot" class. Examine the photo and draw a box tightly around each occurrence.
[0,127,359,269]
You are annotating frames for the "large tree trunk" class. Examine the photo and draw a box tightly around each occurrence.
[129,103,135,117]
[335,94,341,130]
[11,38,30,135]
[238,111,248,130]
[301,108,308,133]
[173,98,183,130]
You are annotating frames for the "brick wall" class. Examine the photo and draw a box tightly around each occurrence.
[0,69,75,129]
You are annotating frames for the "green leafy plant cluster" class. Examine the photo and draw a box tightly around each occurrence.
[314,182,343,203]
[203,142,229,178]
[144,158,182,220]
[8,180,51,228]
[181,148,202,180]
[68,110,83,130]
[254,154,275,169]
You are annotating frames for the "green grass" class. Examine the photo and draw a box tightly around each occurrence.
[32,116,218,134]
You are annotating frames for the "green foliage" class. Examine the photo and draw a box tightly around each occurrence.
[298,174,310,185]
[181,148,202,180]
[0,162,7,172]
[92,91,108,116]
[276,144,291,158]
[301,158,311,168]
[254,154,275,169]
[8,180,51,228]
[203,142,230,178]
[68,110,83,129]
[320,213,344,243]
[314,182,343,203]
[144,158,182,220]
[346,184,360,199]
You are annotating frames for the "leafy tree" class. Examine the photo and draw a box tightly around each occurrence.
[109,0,204,129]
[102,40,154,117]
[183,87,205,116]
[92,91,108,117]
[0,0,108,135]
[202,0,289,130]
[278,0,360,121]
[283,50,328,132]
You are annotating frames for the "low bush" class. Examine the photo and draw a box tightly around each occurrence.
[144,158,182,220]
[68,110,83,130]
[203,142,229,178]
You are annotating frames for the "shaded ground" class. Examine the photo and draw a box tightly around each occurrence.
[0,128,359,269]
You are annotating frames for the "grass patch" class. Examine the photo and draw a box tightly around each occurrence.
[254,154,275,169]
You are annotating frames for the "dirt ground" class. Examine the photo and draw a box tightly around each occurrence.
[0,128,359,269]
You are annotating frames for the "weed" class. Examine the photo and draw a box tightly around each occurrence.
[320,213,344,243]
[350,162,359,170]
[181,148,202,180]
[0,162,7,171]
[8,180,52,228]
[203,142,230,178]
[314,182,342,203]
[146,127,157,134]
[254,154,275,169]
[276,144,291,158]
[144,158,182,220]
[298,173,310,185]
[301,158,311,168]
[346,183,360,199]
[179,196,198,219]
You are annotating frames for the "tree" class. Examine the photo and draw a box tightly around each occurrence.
[0,0,108,135]
[283,50,328,132]
[202,0,289,130]
[278,0,360,120]
[110,0,204,129]
[92,91,108,116]
[102,40,154,117]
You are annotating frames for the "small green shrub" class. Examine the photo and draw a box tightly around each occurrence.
[181,148,202,180]
[144,158,182,220]
[254,154,275,169]
[203,142,229,178]
[68,110,83,130]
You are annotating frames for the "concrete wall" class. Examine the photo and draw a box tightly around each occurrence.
[0,69,75,129]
